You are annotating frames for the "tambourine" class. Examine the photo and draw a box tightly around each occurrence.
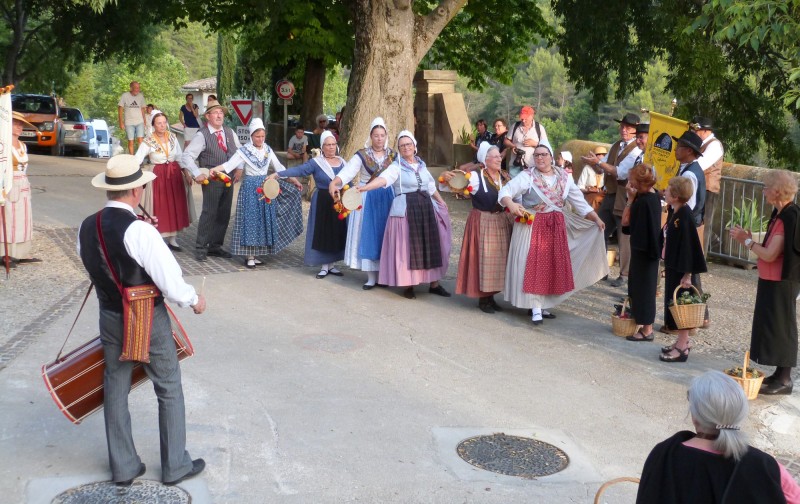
[438,170,472,196]
[332,184,363,220]
[506,207,535,225]
[203,170,232,187]
[256,178,281,203]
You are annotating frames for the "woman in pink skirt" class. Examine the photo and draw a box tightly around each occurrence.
[358,130,452,299]
[499,144,607,325]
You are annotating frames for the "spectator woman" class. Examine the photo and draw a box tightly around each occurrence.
[499,145,607,325]
[636,371,800,503]
[1,112,41,265]
[731,169,800,395]
[328,117,395,289]
[269,131,347,278]
[491,119,509,170]
[134,112,192,251]
[660,176,707,362]
[358,130,452,300]
[621,163,661,342]
[210,118,304,268]
[440,143,513,313]
[470,119,492,155]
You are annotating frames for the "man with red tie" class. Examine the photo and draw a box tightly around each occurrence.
[181,99,242,261]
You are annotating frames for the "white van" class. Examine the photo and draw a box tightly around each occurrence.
[91,119,112,158]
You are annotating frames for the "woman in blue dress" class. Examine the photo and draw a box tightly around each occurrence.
[328,117,395,289]
[269,130,348,278]
[210,118,304,268]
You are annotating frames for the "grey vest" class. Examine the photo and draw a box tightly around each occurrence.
[198,127,238,168]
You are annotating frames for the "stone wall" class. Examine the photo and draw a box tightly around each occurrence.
[413,70,471,167]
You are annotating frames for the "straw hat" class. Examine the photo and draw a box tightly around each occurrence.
[204,99,227,115]
[91,154,156,191]
[12,111,35,129]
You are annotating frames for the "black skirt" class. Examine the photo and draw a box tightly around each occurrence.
[628,249,659,325]
[311,189,348,253]
[751,278,800,367]
[405,191,442,270]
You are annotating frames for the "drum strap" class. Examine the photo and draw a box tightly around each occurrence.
[54,283,94,362]
[96,211,160,363]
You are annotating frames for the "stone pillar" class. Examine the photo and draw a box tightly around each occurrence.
[413,70,471,166]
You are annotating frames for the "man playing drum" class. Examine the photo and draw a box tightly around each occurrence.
[77,155,207,486]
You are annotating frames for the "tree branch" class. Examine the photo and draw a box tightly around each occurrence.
[414,0,467,61]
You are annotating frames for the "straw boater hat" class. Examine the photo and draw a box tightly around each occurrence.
[12,111,35,129]
[204,99,227,115]
[91,154,156,191]
[593,145,609,156]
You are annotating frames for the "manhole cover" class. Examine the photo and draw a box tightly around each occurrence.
[52,480,190,503]
[456,433,569,479]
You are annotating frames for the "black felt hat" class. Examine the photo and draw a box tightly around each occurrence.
[690,116,714,131]
[671,131,704,156]
[614,113,640,126]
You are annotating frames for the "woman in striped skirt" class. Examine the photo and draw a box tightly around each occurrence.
[440,143,513,313]
[358,130,452,300]
[210,118,304,268]
[499,144,607,325]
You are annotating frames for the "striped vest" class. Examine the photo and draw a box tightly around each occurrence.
[198,127,238,168]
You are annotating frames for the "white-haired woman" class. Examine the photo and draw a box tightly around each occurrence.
[636,371,800,503]
[440,142,513,313]
[358,130,452,299]
[269,131,347,278]
[210,118,304,268]
[731,169,800,395]
[328,117,395,289]
[499,144,607,325]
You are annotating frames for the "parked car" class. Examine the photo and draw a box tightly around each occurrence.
[11,94,63,156]
[87,124,98,157]
[59,107,90,156]
[91,119,112,158]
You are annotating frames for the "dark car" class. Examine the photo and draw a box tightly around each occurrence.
[11,94,64,156]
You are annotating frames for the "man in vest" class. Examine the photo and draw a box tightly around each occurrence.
[661,130,710,332]
[78,155,207,486]
[504,105,549,177]
[182,99,242,261]
[691,116,724,254]
[581,113,642,288]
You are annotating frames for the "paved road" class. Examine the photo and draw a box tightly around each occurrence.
[1,154,798,503]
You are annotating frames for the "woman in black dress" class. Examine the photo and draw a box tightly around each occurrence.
[731,169,800,395]
[621,163,661,341]
[660,176,707,362]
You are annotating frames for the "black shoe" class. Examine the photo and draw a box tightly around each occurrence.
[760,381,793,395]
[16,257,43,264]
[609,276,627,288]
[489,297,504,312]
[328,267,343,276]
[428,285,451,297]
[363,284,376,290]
[541,311,556,319]
[195,252,207,262]
[532,319,543,326]
[659,347,690,363]
[478,299,495,314]
[207,249,232,258]
[116,463,146,487]
[167,244,183,252]
[164,458,205,486]
[403,287,416,299]
[245,259,256,269]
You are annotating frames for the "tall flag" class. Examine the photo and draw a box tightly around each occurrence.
[0,88,12,205]
[645,112,689,191]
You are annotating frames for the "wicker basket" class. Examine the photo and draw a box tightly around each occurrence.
[611,297,638,337]
[594,476,640,504]
[727,351,765,400]
[668,285,706,329]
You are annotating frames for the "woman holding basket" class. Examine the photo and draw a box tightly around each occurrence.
[660,176,707,362]
[731,169,800,395]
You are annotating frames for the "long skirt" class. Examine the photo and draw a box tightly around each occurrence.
[628,249,659,325]
[139,165,195,237]
[151,162,190,234]
[304,189,347,266]
[504,210,608,309]
[231,175,303,256]
[523,211,574,295]
[379,198,451,287]
[663,268,698,330]
[751,278,800,367]
[343,185,394,272]
[0,171,32,258]
[456,209,514,298]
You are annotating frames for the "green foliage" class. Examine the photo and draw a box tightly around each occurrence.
[724,198,769,232]
[157,22,217,81]
[456,126,472,145]
[216,33,237,102]
[669,290,711,306]
[538,117,576,151]
[323,65,348,115]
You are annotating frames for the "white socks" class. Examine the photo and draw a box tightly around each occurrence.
[531,308,542,322]
[365,271,377,287]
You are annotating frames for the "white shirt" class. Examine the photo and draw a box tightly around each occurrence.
[181,125,243,177]
[77,201,198,308]
[134,133,183,165]
[577,165,603,190]
[601,139,641,180]
[506,121,550,167]
[118,92,147,126]
[338,150,392,186]
[219,144,285,176]
[499,170,593,216]
[697,134,724,171]
[678,163,698,210]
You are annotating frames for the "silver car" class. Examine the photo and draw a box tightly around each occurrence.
[59,107,90,156]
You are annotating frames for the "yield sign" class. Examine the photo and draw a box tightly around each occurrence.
[230,100,253,125]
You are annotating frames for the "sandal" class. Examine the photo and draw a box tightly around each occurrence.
[626,329,654,342]
[661,340,694,353]
[316,269,329,279]
[659,346,690,363]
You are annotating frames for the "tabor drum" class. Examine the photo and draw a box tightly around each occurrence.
[447,170,470,190]
[340,187,363,211]
[260,178,281,203]
[41,304,194,425]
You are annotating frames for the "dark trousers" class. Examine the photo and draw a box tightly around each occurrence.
[196,179,233,252]
[599,193,617,243]
[703,191,718,254]
[99,304,193,482]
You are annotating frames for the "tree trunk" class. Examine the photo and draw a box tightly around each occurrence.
[339,0,466,158]
[300,58,326,130]
[3,0,28,85]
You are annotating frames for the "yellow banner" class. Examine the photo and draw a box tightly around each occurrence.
[644,112,688,190]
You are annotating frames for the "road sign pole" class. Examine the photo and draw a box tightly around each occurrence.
[284,100,288,150]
